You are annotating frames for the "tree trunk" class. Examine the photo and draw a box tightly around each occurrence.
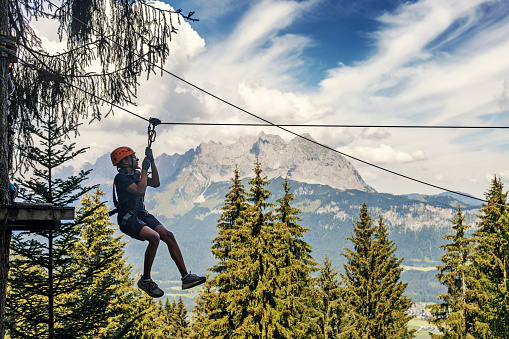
[0,0,12,337]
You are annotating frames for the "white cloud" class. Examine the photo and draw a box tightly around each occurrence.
[484,171,509,183]
[237,82,332,123]
[360,128,391,140]
[317,0,509,127]
[498,170,509,181]
[340,144,426,164]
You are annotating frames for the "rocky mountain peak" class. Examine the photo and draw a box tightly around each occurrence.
[184,132,374,192]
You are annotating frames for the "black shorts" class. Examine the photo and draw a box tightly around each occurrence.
[118,211,161,241]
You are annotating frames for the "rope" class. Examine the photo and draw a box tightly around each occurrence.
[159,122,509,129]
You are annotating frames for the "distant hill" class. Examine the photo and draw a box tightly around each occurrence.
[405,192,481,208]
[55,132,482,303]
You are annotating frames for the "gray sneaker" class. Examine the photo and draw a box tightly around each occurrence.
[138,278,164,298]
[182,272,206,290]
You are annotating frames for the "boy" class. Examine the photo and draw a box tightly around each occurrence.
[111,146,206,297]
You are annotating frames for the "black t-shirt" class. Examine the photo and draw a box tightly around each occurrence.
[114,170,145,217]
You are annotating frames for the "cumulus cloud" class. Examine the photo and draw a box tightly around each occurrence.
[237,82,333,122]
[498,170,509,181]
[484,170,509,183]
[360,128,391,140]
[340,144,426,164]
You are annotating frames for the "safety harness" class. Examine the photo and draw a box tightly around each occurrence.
[108,169,144,220]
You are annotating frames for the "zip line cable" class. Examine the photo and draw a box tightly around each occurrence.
[160,122,509,129]
[13,51,496,206]
[20,2,508,206]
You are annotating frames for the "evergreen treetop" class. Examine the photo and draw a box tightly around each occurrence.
[341,204,414,339]
[471,176,509,338]
[316,254,342,339]
[428,206,477,339]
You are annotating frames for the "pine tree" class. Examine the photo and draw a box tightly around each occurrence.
[193,165,319,338]
[6,116,96,339]
[372,217,414,338]
[210,167,248,288]
[471,176,509,338]
[340,204,414,339]
[191,167,248,337]
[130,293,166,339]
[62,189,139,338]
[189,282,216,339]
[233,159,275,338]
[316,254,342,339]
[169,297,190,339]
[159,297,189,338]
[267,178,319,338]
[427,206,477,338]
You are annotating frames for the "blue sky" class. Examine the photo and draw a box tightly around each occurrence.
[168,0,415,86]
[34,0,509,198]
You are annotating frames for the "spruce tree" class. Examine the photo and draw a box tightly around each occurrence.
[233,159,275,338]
[6,116,96,339]
[189,282,216,339]
[340,204,414,339]
[192,167,248,337]
[316,254,342,339]
[471,176,509,337]
[372,217,414,338]
[427,206,477,338]
[210,167,248,288]
[267,178,318,338]
[130,293,166,339]
[169,297,190,339]
[63,189,139,338]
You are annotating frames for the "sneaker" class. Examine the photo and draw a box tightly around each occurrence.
[182,272,206,290]
[137,278,164,298]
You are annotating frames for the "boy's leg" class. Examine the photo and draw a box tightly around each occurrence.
[154,225,206,289]
[139,226,160,279]
[154,225,188,277]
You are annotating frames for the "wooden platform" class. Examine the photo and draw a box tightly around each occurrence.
[0,203,75,231]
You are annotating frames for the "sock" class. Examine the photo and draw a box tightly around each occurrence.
[141,277,152,283]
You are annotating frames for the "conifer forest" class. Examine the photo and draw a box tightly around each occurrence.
[5,135,509,337]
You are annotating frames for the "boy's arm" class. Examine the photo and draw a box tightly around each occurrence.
[147,161,160,187]
[145,147,160,188]
[126,171,149,196]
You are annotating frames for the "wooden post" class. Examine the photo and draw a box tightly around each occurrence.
[0,0,11,337]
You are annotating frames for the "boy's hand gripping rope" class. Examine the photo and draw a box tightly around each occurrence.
[147,117,161,148]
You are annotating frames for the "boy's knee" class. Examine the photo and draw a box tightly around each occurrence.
[162,230,176,243]
[144,231,160,245]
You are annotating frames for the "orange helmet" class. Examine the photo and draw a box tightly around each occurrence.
[111,147,135,166]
